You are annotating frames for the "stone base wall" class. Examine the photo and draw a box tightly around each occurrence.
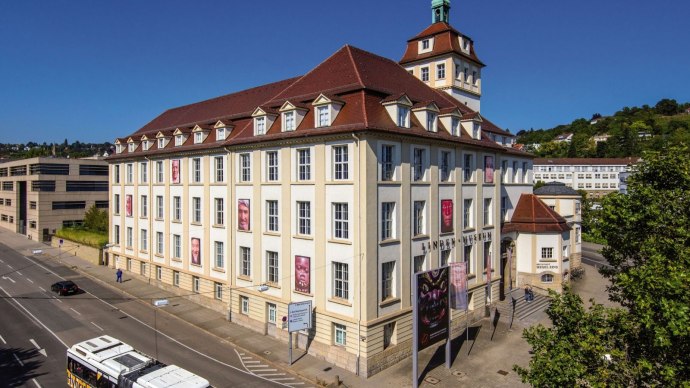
[51,237,102,266]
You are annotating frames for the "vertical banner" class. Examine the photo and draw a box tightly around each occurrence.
[238,199,250,231]
[191,237,201,266]
[440,199,453,233]
[450,262,468,310]
[294,256,310,294]
[484,156,494,183]
[415,267,450,350]
[125,195,132,217]
[171,159,180,184]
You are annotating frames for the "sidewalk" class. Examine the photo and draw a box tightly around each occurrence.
[1,229,534,387]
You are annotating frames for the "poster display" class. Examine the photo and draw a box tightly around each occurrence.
[440,199,453,233]
[484,156,494,183]
[191,237,201,265]
[450,262,468,310]
[415,267,449,350]
[125,195,132,217]
[295,256,310,293]
[238,199,250,231]
[171,159,181,183]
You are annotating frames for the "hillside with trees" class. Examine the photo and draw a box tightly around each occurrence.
[516,99,690,158]
[0,140,113,160]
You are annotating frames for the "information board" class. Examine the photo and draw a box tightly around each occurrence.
[288,301,312,333]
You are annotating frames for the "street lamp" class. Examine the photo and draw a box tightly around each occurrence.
[152,299,169,360]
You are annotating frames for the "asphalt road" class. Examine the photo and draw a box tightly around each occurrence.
[0,242,297,388]
[581,242,609,269]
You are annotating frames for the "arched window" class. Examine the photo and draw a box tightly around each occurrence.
[541,273,554,283]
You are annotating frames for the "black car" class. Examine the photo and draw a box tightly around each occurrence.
[51,280,79,296]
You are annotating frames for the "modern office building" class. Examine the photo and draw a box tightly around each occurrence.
[0,157,109,241]
[107,1,574,376]
[533,157,639,198]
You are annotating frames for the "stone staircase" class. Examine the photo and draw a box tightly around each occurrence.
[495,290,551,325]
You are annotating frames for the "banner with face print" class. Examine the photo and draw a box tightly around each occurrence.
[440,199,453,233]
[295,256,310,293]
[450,262,468,310]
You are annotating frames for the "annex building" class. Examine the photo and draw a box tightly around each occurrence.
[106,1,579,376]
[0,157,109,242]
[533,157,639,198]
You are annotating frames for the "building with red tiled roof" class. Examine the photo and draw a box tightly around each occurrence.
[105,0,575,377]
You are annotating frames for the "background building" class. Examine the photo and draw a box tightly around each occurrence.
[0,157,109,241]
[533,157,639,198]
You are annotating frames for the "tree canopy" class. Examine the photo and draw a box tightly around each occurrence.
[515,146,690,386]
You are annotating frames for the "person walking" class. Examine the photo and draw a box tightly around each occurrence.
[116,268,123,283]
[524,285,530,302]
[528,285,534,302]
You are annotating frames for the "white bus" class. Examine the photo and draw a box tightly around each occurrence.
[67,335,211,388]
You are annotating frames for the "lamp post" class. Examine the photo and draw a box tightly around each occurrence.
[152,299,169,360]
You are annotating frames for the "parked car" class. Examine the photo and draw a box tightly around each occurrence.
[51,280,79,296]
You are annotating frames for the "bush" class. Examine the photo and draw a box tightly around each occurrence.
[55,228,108,248]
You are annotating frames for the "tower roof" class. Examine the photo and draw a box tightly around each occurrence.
[502,194,571,234]
[400,22,484,66]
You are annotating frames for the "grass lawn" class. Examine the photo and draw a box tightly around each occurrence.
[55,228,108,248]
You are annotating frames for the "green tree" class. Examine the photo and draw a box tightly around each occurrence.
[83,205,108,233]
[516,146,690,386]
[654,98,679,116]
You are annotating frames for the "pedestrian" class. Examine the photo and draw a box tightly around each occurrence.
[528,285,534,302]
[116,268,123,283]
[524,285,530,302]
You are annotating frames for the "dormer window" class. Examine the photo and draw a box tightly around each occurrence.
[426,113,438,132]
[175,135,184,146]
[116,144,123,154]
[451,117,460,136]
[317,106,330,127]
[397,106,410,128]
[418,38,434,54]
[217,127,226,141]
[157,138,165,149]
[422,39,430,50]
[128,143,136,152]
[463,38,469,51]
[255,116,266,135]
[473,124,481,139]
[143,141,150,151]
[283,111,296,131]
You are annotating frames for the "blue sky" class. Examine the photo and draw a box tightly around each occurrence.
[1,0,689,144]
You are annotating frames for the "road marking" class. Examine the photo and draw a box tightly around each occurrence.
[285,383,305,386]
[27,278,34,283]
[13,353,24,366]
[2,276,16,283]
[257,373,286,377]
[17,254,296,387]
[0,259,4,263]
[16,271,22,275]
[0,334,6,344]
[70,307,82,315]
[244,360,261,364]
[251,369,278,372]
[0,286,68,348]
[32,378,42,388]
[91,321,104,331]
[52,296,63,303]
[271,378,298,381]
[7,264,12,269]
[29,339,48,357]
[39,286,46,292]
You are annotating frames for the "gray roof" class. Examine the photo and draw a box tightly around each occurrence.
[534,181,581,196]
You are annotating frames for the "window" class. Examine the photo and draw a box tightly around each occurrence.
[381,202,395,241]
[472,70,478,85]
[29,201,36,209]
[421,67,429,82]
[464,245,472,274]
[383,322,395,350]
[114,165,120,183]
[156,161,164,183]
[333,146,349,180]
[317,105,330,127]
[156,196,163,219]
[240,247,251,277]
[140,195,148,218]
[216,127,227,141]
[522,162,529,183]
[436,63,445,79]
[463,154,473,182]
[214,198,224,225]
[140,162,148,183]
[192,197,201,223]
[173,270,180,286]
[576,227,581,243]
[267,251,279,283]
[501,196,507,221]
[194,132,203,144]
[513,161,519,183]
[413,148,425,181]
[413,201,425,236]
[267,303,277,324]
[541,274,554,283]
[126,164,133,183]
[381,261,395,301]
[156,265,162,280]
[190,276,199,293]
[173,235,181,258]
[451,117,460,136]
[575,202,581,215]
[175,135,183,146]
[140,229,147,251]
[157,138,165,149]
[126,227,133,248]
[397,106,410,127]
[463,199,473,229]
[240,296,249,314]
[192,158,201,183]
[333,262,349,299]
[541,247,554,260]
[413,255,425,274]
[114,225,120,245]
[114,194,120,214]
[297,149,311,180]
[173,196,182,221]
[483,198,492,225]
[255,117,266,135]
[440,151,451,182]
[266,200,279,232]
[215,241,224,268]
[283,111,296,131]
[266,151,278,181]
[297,201,311,235]
[381,145,394,181]
[156,232,163,255]
[213,282,223,300]
[484,241,492,274]
[333,203,349,239]
[422,39,430,49]
[214,156,224,182]
[240,153,251,182]
[332,323,348,347]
